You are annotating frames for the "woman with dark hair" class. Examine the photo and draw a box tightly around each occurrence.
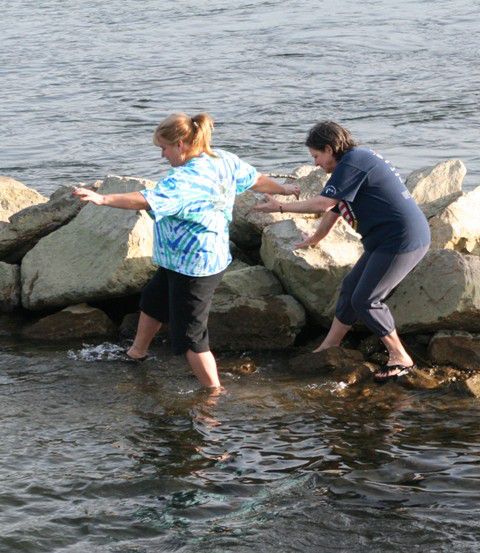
[73,112,299,388]
[254,121,430,382]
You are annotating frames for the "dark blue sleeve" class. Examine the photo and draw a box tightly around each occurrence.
[320,162,368,202]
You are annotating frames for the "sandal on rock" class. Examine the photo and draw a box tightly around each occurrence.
[373,363,415,383]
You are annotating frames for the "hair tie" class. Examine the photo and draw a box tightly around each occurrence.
[192,119,199,129]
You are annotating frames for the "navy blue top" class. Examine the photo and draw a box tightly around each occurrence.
[320,147,431,252]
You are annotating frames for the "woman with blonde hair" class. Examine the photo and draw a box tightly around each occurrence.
[73,112,299,388]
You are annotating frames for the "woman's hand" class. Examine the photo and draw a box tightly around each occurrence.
[294,232,321,250]
[252,194,282,213]
[72,187,105,205]
[283,183,300,199]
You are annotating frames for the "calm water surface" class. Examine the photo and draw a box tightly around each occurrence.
[1,1,480,551]
[1,0,479,194]
[1,340,480,551]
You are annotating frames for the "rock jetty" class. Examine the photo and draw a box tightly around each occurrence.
[1,158,479,395]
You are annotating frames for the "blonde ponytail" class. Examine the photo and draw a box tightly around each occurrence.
[153,112,216,157]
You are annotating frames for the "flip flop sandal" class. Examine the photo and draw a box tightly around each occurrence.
[121,350,149,363]
[373,363,416,383]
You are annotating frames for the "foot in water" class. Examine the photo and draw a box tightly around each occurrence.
[125,345,148,362]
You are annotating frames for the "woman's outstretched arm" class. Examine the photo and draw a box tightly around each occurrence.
[251,174,300,198]
[252,193,337,214]
[73,187,150,210]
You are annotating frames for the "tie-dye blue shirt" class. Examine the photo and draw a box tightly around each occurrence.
[140,149,258,276]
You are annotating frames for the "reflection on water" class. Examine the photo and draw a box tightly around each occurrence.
[1,340,479,552]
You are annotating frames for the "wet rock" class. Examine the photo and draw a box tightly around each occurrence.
[22,303,116,341]
[0,184,93,263]
[456,374,480,398]
[0,313,24,337]
[289,346,365,374]
[388,250,480,333]
[429,186,480,255]
[260,218,362,325]
[210,294,305,351]
[21,176,157,310]
[219,357,257,375]
[230,165,329,250]
[428,331,480,371]
[397,367,445,390]
[0,176,47,222]
[358,335,384,357]
[413,334,432,346]
[405,159,465,218]
[331,362,375,385]
[209,264,305,351]
[118,312,168,342]
[0,261,20,312]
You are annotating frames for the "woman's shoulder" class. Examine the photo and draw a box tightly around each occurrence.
[339,147,380,170]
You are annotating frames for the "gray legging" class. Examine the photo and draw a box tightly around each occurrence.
[335,244,429,337]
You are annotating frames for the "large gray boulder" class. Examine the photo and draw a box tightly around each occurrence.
[429,186,480,255]
[0,262,20,312]
[21,176,156,310]
[22,304,116,341]
[405,160,466,218]
[0,185,90,263]
[260,218,363,325]
[230,165,329,250]
[388,250,480,333]
[0,176,47,222]
[209,265,306,350]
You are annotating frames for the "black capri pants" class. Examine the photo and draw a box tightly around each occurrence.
[140,267,224,355]
[335,244,429,336]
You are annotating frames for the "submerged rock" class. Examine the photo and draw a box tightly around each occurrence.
[22,303,116,340]
[21,176,157,310]
[289,346,365,373]
[456,374,480,398]
[398,367,446,390]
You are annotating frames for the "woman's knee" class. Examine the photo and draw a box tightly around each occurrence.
[350,290,370,317]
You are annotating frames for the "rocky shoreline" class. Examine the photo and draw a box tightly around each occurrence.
[1,160,479,395]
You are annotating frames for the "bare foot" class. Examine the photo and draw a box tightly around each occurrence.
[312,342,339,353]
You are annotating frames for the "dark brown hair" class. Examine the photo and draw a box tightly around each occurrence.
[305,121,357,160]
[153,112,216,157]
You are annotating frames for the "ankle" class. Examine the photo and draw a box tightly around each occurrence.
[387,353,413,366]
[128,344,148,357]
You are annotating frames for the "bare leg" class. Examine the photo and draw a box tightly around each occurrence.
[127,311,162,359]
[380,329,413,367]
[186,349,221,388]
[313,317,352,353]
